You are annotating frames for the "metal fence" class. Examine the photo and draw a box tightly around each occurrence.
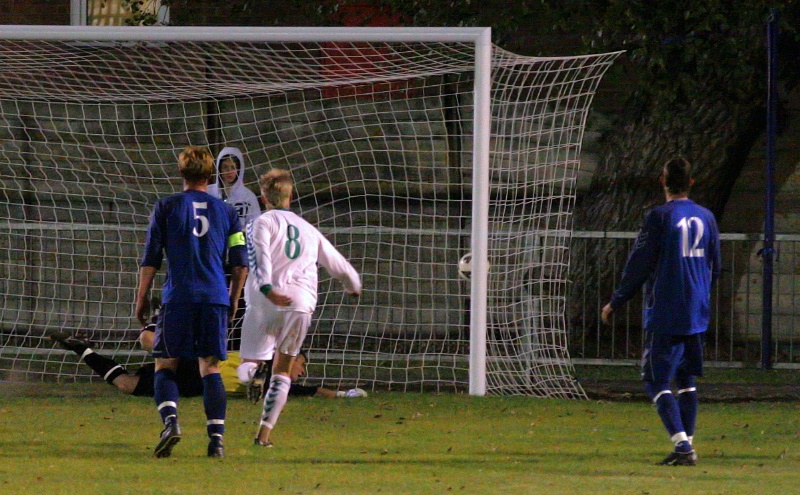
[568,231,800,368]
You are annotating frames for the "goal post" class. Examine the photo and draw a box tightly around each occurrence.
[0,25,620,397]
[469,27,492,396]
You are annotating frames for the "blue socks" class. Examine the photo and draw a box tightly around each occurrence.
[203,373,227,439]
[678,388,698,439]
[652,390,684,438]
[154,368,179,424]
[647,381,698,451]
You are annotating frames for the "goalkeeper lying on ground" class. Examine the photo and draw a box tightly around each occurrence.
[50,326,367,400]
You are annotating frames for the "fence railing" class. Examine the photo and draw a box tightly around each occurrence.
[568,231,800,368]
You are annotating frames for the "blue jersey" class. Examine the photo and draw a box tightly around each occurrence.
[141,189,245,306]
[610,199,720,335]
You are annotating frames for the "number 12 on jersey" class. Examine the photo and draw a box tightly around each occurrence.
[677,216,705,258]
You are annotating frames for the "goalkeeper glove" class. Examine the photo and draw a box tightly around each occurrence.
[336,388,368,398]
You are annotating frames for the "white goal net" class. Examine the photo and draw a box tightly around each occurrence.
[0,26,620,397]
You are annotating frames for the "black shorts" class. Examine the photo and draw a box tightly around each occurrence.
[131,360,205,398]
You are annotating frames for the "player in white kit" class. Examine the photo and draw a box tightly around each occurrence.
[241,168,361,447]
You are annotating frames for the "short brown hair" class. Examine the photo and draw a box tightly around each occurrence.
[663,157,692,195]
[259,168,293,206]
[178,146,214,183]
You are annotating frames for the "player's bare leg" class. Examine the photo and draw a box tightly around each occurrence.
[254,425,274,447]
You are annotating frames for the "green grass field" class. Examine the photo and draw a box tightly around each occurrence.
[1,382,798,495]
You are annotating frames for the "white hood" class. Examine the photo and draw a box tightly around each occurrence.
[209,146,247,200]
[209,146,262,226]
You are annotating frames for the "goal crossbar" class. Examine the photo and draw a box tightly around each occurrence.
[0,25,491,43]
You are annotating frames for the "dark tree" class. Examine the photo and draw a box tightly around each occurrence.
[567,1,800,338]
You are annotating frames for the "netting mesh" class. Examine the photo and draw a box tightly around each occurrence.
[0,32,620,397]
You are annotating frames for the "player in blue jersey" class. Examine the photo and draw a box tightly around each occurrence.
[601,157,720,466]
[135,146,248,459]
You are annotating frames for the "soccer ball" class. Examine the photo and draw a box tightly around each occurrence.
[458,252,490,281]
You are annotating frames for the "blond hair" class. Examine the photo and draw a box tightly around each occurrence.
[259,168,294,207]
[178,146,214,183]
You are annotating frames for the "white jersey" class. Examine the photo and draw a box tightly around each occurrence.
[245,208,361,314]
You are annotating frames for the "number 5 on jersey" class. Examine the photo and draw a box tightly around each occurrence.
[193,201,209,237]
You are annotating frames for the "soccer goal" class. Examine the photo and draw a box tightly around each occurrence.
[0,25,620,397]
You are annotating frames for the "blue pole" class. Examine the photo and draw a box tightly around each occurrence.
[762,9,779,370]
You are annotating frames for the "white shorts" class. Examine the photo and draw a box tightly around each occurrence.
[240,295,311,360]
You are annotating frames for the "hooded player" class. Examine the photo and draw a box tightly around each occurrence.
[208,146,262,228]
[209,147,263,347]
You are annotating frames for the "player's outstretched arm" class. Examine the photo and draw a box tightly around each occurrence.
[313,386,368,399]
[315,387,338,399]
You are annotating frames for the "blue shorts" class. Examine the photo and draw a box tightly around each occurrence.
[641,331,705,386]
[152,303,228,361]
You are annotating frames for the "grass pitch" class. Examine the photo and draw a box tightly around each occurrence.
[1,382,798,495]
